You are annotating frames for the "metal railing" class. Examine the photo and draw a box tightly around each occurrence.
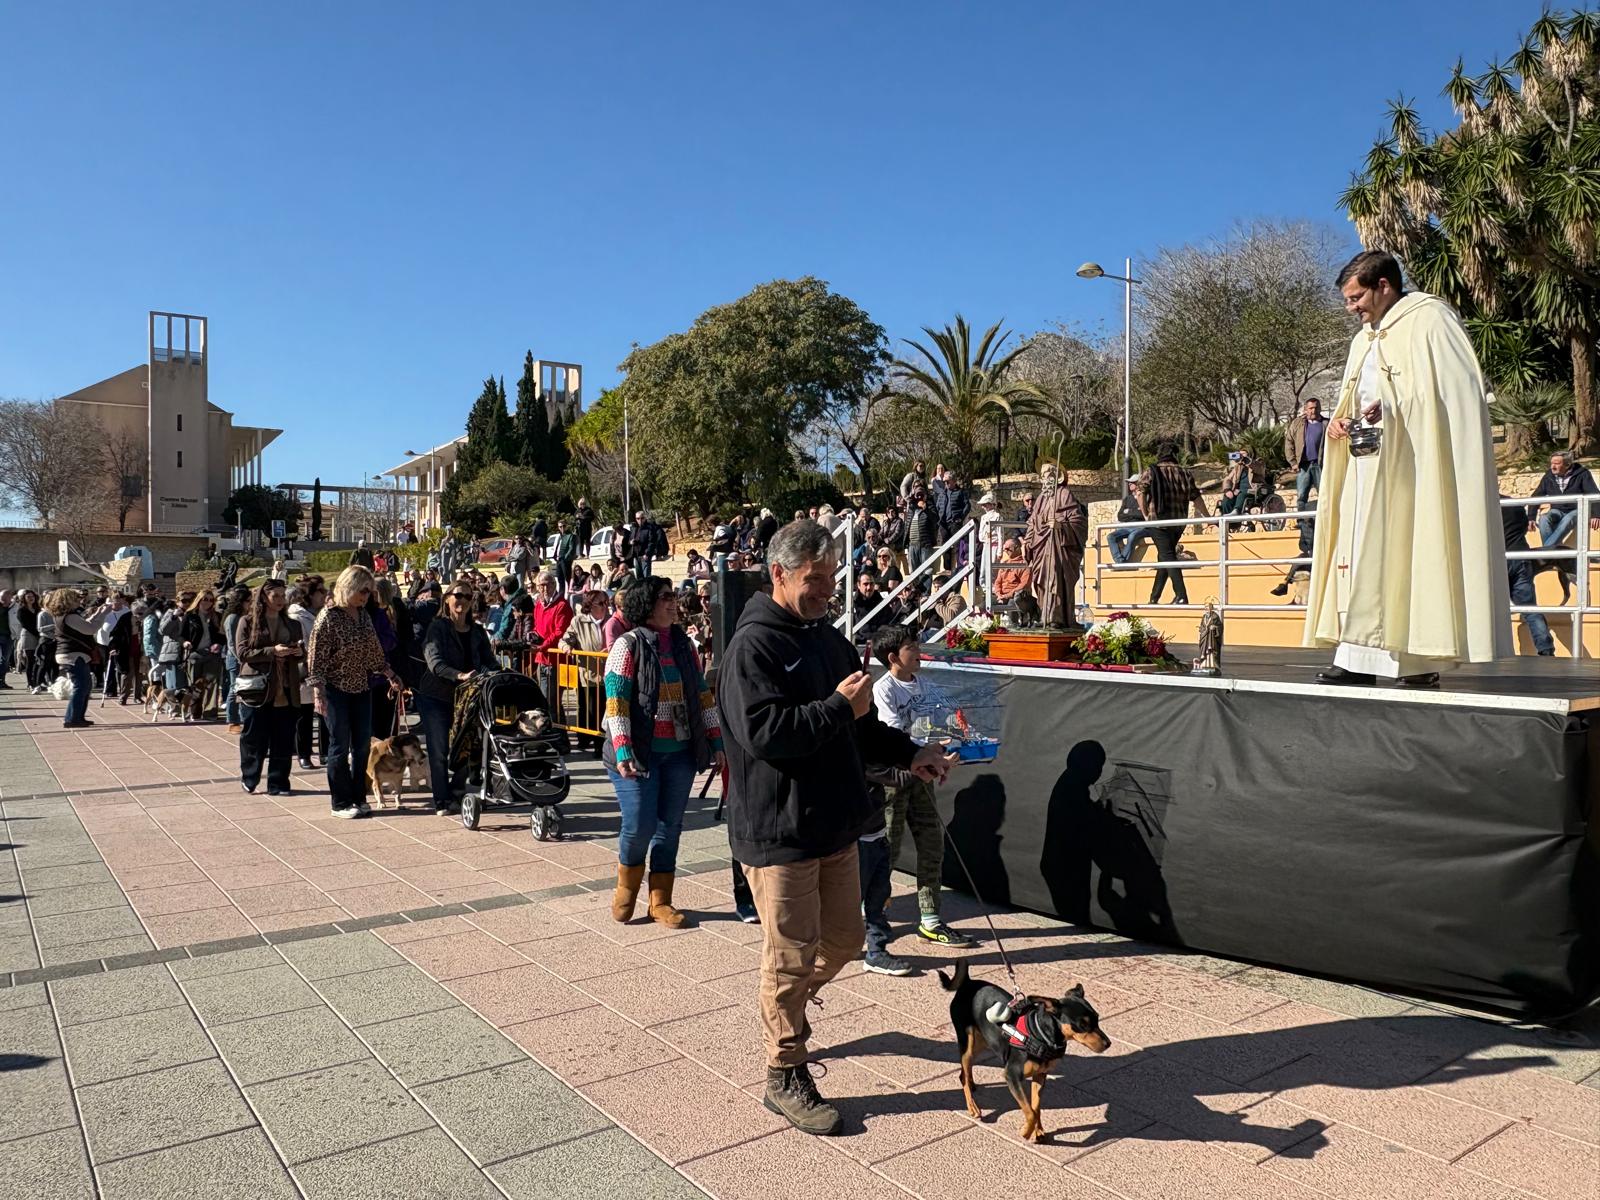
[1091,492,1599,658]
[833,517,986,644]
[545,647,607,736]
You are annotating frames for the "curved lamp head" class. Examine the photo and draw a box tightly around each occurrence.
[404,450,419,456]
[1075,262,1106,280]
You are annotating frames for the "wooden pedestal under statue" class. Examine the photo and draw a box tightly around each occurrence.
[986,629,1079,662]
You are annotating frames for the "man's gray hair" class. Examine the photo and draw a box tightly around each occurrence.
[767,519,837,572]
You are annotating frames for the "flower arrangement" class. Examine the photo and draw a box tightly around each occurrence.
[945,610,1003,654]
[1072,611,1179,667]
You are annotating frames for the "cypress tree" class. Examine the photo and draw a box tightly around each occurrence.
[310,478,323,540]
[546,406,570,481]
[457,375,512,485]
[512,351,550,473]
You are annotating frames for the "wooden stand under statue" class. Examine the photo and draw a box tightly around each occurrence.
[986,626,1081,662]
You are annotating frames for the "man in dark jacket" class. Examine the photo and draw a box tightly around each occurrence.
[720,519,953,1136]
[1525,451,1599,575]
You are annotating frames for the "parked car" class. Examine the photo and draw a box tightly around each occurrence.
[475,537,514,565]
[546,526,614,562]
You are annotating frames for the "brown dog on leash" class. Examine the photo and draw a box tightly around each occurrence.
[366,733,425,807]
[938,960,1110,1142]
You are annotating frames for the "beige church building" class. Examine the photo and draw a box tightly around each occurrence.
[56,312,279,534]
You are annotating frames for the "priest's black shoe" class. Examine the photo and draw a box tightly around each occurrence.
[1316,666,1376,686]
[1397,672,1440,688]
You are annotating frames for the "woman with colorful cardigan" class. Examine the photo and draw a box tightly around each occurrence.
[601,576,723,928]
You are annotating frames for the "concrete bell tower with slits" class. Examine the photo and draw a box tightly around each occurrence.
[147,312,210,529]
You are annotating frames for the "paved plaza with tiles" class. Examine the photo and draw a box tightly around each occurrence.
[0,686,1596,1199]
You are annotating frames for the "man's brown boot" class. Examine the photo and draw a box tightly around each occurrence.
[611,863,646,923]
[647,871,686,928]
[763,1064,841,1136]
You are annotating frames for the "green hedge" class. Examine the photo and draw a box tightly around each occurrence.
[303,550,355,575]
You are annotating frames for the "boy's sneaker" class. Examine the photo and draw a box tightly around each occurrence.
[916,921,977,948]
[863,952,915,976]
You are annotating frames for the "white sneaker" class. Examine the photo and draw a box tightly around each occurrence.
[30,685,43,695]
[332,807,360,819]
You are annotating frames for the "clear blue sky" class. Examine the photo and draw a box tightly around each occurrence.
[0,0,1535,491]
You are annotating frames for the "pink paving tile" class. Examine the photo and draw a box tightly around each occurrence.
[462,904,580,945]
[271,842,365,868]
[202,860,304,890]
[503,1005,681,1087]
[876,1125,1113,1200]
[1070,1124,1329,1200]
[1252,1060,1511,1160]
[1079,1057,1331,1163]
[113,861,209,891]
[694,911,766,947]
[1096,960,1287,1025]
[1105,1002,1309,1087]
[355,841,454,870]
[679,1127,889,1199]
[390,861,494,894]
[482,859,585,893]
[147,804,237,834]
[575,964,739,1029]
[516,930,652,984]
[1453,1119,1599,1199]
[581,1058,786,1165]
[539,888,616,917]
[431,880,514,905]
[633,929,763,983]
[652,1002,773,1087]
[397,930,531,980]
[525,838,617,869]
[815,1009,960,1090]
[443,841,538,871]
[170,827,257,851]
[373,915,477,945]
[253,906,350,933]
[93,835,190,867]
[1262,1121,1526,1200]
[176,841,281,870]
[226,881,335,918]
[982,1080,1155,1163]
[291,860,400,892]
[126,881,231,917]
[445,963,587,1027]
[569,906,692,947]
[1421,1054,1600,1144]
[141,905,258,949]
[776,1057,974,1166]
[323,881,432,917]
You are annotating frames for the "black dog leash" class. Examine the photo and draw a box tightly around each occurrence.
[937,814,1022,993]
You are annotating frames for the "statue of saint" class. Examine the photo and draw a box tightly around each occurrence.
[1193,602,1223,675]
[1022,464,1087,628]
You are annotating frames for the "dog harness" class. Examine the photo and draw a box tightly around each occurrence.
[988,994,1066,1061]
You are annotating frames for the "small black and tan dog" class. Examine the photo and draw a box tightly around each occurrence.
[938,960,1110,1141]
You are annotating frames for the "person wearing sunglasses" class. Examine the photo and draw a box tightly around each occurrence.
[307,566,400,818]
[417,584,497,814]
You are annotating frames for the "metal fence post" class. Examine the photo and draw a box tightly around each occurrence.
[843,520,855,639]
[1577,495,1591,661]
[1216,513,1229,608]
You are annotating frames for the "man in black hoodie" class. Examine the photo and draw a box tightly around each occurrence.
[720,519,953,1136]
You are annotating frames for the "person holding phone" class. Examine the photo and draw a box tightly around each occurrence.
[234,579,304,795]
[307,566,400,818]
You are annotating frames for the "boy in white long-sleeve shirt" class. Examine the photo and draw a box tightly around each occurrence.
[868,626,976,948]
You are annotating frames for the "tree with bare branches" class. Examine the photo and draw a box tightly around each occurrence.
[0,399,103,528]
[101,427,148,532]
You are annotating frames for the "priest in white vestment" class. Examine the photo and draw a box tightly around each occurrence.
[1303,250,1512,686]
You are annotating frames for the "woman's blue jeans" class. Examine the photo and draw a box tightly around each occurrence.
[63,659,91,725]
[224,660,241,725]
[606,747,697,874]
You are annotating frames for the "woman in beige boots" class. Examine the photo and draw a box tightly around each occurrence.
[600,577,723,927]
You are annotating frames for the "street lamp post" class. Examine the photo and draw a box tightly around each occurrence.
[1076,258,1140,485]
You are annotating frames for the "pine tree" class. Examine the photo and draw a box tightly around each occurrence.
[457,376,512,485]
[310,478,323,540]
[546,406,570,481]
[512,350,551,473]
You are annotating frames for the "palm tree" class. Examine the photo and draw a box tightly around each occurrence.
[882,316,1062,484]
[1339,10,1600,452]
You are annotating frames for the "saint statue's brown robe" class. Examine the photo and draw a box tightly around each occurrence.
[1023,481,1087,627]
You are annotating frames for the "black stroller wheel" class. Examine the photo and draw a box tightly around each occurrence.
[461,788,480,830]
[531,805,561,842]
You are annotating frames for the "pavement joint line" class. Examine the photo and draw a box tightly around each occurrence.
[2,775,242,801]
[1,887,591,987]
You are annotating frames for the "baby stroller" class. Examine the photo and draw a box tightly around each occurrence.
[458,670,571,839]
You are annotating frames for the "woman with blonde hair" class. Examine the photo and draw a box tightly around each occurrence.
[43,588,98,728]
[180,590,226,721]
[308,565,399,818]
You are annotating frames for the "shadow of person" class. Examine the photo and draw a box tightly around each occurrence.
[1040,740,1179,944]
[942,774,1009,908]
[818,1011,1556,1158]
